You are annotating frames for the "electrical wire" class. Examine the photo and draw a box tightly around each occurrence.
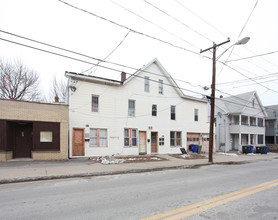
[173,0,228,39]
[220,61,278,94]
[0,37,207,99]
[109,0,200,50]
[143,0,213,43]
[0,29,208,90]
[217,0,259,78]
[57,0,200,56]
[80,30,131,74]
[226,50,278,63]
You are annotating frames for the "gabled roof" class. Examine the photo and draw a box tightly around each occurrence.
[124,58,184,97]
[215,91,267,117]
[65,58,207,103]
[264,105,278,118]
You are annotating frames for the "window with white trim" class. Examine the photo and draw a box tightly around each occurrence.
[158,79,163,94]
[124,128,137,147]
[90,128,107,147]
[170,131,182,147]
[92,95,99,112]
[144,76,150,92]
[171,105,176,120]
[194,109,199,121]
[128,100,135,117]
[152,104,157,116]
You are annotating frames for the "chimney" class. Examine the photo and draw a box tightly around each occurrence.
[220,95,223,99]
[55,94,59,103]
[121,72,126,82]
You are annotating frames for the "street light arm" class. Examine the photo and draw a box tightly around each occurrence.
[216,37,250,60]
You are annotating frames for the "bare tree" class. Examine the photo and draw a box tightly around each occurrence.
[0,58,41,101]
[49,76,67,103]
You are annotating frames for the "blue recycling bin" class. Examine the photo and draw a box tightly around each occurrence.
[264,146,268,154]
[189,144,198,153]
[249,145,254,153]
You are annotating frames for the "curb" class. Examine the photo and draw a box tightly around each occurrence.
[0,160,255,185]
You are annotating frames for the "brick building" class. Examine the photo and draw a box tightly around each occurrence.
[0,99,68,161]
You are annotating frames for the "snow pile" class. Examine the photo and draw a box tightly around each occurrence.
[98,156,125,165]
[181,154,191,158]
[217,152,239,157]
[150,157,162,160]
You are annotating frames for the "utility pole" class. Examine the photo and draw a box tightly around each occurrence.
[200,38,230,163]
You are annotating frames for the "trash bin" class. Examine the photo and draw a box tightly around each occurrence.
[264,146,268,154]
[242,145,253,154]
[180,147,187,154]
[242,145,250,154]
[256,146,263,154]
[197,145,202,154]
[189,144,198,153]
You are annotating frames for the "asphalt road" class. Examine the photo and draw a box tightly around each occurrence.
[0,159,277,220]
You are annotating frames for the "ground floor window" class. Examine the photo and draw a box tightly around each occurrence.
[258,134,264,144]
[90,128,107,147]
[170,131,182,147]
[124,128,137,147]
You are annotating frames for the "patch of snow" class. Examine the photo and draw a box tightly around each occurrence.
[150,157,162,160]
[99,156,125,164]
[181,154,190,158]
[217,152,239,157]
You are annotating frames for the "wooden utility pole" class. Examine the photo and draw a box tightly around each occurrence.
[200,38,230,163]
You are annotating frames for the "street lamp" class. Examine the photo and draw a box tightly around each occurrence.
[200,37,250,163]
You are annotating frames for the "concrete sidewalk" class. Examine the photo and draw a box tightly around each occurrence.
[0,153,277,184]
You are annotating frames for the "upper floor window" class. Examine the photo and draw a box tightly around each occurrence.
[144,76,150,92]
[128,100,135,117]
[171,105,176,120]
[241,115,249,125]
[258,118,264,127]
[250,117,256,126]
[158,80,163,94]
[152,104,157,116]
[92,95,99,112]
[194,109,199,121]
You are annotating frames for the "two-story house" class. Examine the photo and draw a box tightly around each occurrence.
[65,58,209,158]
[215,91,267,152]
[265,105,278,144]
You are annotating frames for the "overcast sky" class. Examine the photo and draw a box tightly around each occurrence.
[1,0,277,105]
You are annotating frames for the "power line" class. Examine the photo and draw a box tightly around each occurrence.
[226,50,278,62]
[109,0,200,50]
[173,0,228,39]
[0,36,207,99]
[217,0,259,78]
[0,29,207,90]
[220,61,278,94]
[57,0,200,56]
[143,0,213,43]
[217,72,278,87]
[80,30,131,74]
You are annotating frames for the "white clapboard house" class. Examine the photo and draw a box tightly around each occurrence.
[65,58,209,158]
[215,91,267,152]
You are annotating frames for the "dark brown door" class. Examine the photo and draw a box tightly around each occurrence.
[15,123,32,158]
[151,132,158,153]
[72,128,85,156]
